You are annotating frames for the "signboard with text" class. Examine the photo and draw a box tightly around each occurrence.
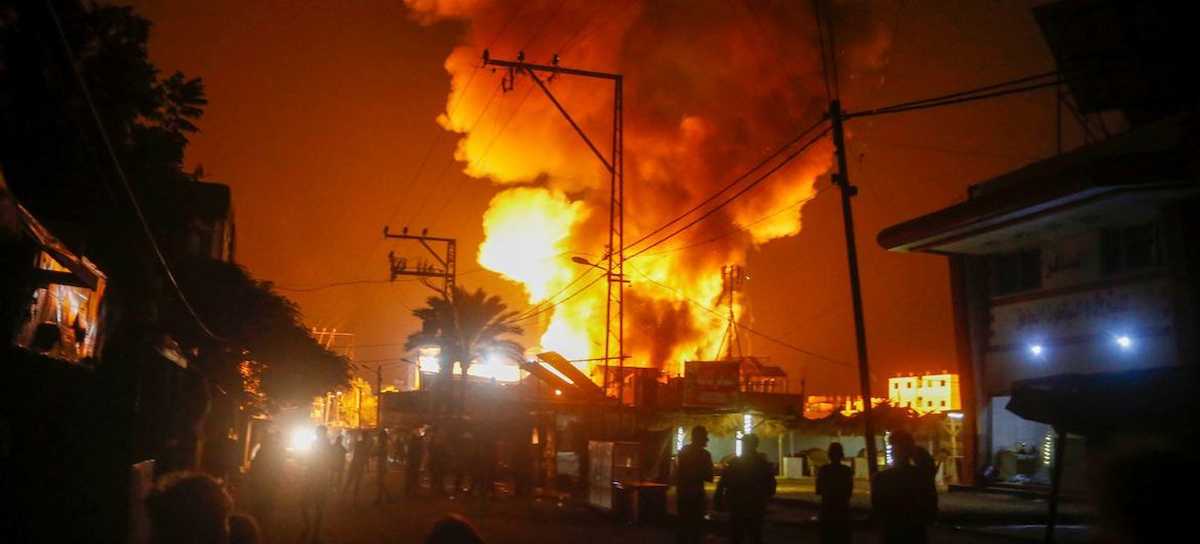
[683,361,740,407]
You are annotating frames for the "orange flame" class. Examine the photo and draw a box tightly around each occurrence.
[407,0,889,380]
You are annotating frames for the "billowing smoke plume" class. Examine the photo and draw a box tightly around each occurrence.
[405,0,892,377]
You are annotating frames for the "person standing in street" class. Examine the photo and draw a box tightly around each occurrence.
[246,429,284,540]
[715,433,776,544]
[375,428,394,504]
[300,426,332,543]
[816,442,854,544]
[343,430,371,503]
[675,425,714,544]
[872,430,938,544]
[406,427,426,497]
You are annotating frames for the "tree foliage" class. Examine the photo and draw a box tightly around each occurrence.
[172,257,349,414]
[406,287,524,412]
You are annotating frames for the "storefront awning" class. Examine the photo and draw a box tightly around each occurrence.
[1005,366,1197,435]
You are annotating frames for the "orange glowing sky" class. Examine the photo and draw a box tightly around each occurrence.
[126,0,1081,394]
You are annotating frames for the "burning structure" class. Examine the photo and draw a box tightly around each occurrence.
[404,0,895,384]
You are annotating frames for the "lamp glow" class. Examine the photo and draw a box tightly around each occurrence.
[288,426,317,453]
[1029,344,1044,357]
[1115,335,1133,350]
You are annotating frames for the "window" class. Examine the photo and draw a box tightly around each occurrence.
[927,401,933,407]
[907,383,912,389]
[941,400,947,407]
[1102,223,1159,276]
[990,249,1042,295]
[940,380,946,387]
[893,383,899,389]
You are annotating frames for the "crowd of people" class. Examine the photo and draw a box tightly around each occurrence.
[673,426,937,544]
[140,423,493,544]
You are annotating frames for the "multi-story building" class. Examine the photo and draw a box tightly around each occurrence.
[887,373,961,414]
[878,0,1197,493]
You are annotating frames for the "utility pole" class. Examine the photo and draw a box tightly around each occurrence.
[830,99,880,479]
[481,51,626,414]
[721,265,746,360]
[383,227,457,297]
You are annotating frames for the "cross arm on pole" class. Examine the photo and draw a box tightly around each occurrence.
[522,68,613,173]
[483,55,621,81]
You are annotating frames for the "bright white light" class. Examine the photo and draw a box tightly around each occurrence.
[947,412,964,420]
[418,346,442,374]
[553,389,563,396]
[1115,335,1133,350]
[288,426,317,453]
[675,426,685,453]
[1029,344,1044,357]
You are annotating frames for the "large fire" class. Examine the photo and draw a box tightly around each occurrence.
[406,1,892,379]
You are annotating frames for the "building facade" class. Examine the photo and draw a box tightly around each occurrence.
[879,114,1198,488]
[887,373,961,415]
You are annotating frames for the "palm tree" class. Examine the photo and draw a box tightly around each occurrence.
[405,286,524,414]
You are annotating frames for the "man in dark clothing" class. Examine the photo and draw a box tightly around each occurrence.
[872,430,938,544]
[816,442,854,544]
[343,430,371,502]
[375,428,394,504]
[715,433,776,544]
[675,425,714,544]
[405,428,425,497]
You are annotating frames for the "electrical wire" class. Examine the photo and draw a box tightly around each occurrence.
[628,264,854,369]
[626,126,832,261]
[847,72,1066,119]
[43,0,224,341]
[622,117,829,254]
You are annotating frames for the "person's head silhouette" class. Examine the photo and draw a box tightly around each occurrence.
[828,442,845,464]
[890,430,915,466]
[426,514,484,544]
[691,425,709,447]
[145,472,232,544]
[742,433,760,456]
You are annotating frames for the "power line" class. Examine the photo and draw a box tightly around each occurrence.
[275,279,415,292]
[846,72,1065,119]
[626,126,832,260]
[628,265,853,369]
[505,271,607,326]
[622,117,829,254]
[43,0,224,341]
[638,182,838,259]
[427,83,536,229]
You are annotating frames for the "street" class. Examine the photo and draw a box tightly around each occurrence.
[251,463,1071,544]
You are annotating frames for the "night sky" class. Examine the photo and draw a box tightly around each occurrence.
[124,0,1082,394]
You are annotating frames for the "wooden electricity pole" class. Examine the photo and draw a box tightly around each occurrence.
[830,99,880,479]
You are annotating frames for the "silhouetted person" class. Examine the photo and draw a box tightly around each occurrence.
[715,433,776,544]
[144,472,232,544]
[343,430,370,502]
[375,428,394,504]
[246,430,284,538]
[300,425,332,543]
[425,514,485,544]
[675,425,714,544]
[429,429,451,496]
[872,430,937,544]
[406,428,426,496]
[816,442,854,544]
[228,513,260,544]
[328,430,348,491]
